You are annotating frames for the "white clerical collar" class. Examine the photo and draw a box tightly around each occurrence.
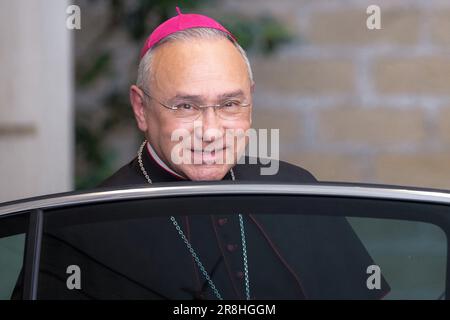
[146,142,185,179]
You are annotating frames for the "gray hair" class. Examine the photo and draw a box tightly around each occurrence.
[136,27,254,92]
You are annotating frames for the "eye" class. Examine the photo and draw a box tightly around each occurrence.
[222,100,240,108]
[174,103,195,110]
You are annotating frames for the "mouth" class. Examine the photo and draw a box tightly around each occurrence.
[189,147,228,164]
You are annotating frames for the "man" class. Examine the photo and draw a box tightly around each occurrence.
[101,7,314,186]
[33,7,388,300]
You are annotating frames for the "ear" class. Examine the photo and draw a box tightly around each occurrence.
[130,85,148,132]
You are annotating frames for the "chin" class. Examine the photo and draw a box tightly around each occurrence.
[183,164,230,181]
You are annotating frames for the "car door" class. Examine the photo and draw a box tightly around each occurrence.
[1,182,449,300]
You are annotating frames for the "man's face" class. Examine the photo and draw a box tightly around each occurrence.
[132,38,253,181]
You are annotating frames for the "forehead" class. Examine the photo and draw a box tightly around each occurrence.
[150,38,250,97]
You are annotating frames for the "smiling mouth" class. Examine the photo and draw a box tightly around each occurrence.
[189,147,228,164]
[190,147,226,152]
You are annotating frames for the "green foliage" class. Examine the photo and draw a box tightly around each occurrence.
[77,52,111,87]
[75,0,294,189]
[75,117,118,189]
[222,14,293,54]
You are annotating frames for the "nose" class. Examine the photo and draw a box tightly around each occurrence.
[195,107,224,143]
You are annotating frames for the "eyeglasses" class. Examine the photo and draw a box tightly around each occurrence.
[139,86,251,122]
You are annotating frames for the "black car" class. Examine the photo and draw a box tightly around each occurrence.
[0,182,448,300]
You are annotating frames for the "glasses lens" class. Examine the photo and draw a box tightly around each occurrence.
[173,103,202,121]
[217,101,250,120]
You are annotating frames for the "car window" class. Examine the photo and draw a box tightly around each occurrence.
[348,217,447,299]
[31,193,450,300]
[0,213,29,300]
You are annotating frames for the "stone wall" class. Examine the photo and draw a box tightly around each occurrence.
[218,0,450,188]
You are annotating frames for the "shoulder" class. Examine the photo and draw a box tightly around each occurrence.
[97,158,146,188]
[276,159,317,182]
[234,157,317,183]
[99,156,317,187]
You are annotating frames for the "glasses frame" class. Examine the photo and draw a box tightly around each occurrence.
[138,86,252,121]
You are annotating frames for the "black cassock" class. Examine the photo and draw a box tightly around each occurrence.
[34,148,390,300]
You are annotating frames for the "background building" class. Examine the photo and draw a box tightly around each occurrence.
[0,0,72,202]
